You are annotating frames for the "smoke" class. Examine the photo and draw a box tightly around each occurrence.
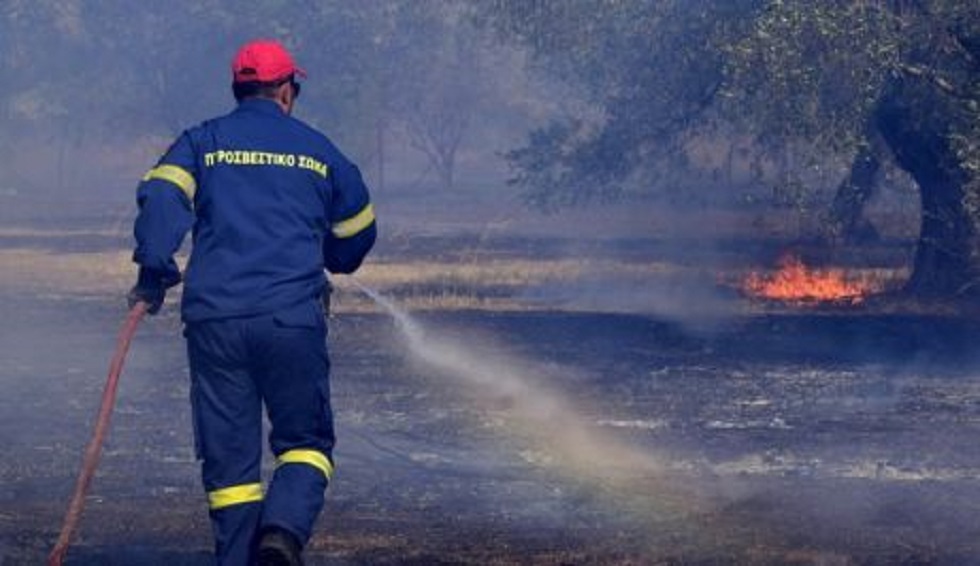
[520,268,742,334]
[349,277,705,528]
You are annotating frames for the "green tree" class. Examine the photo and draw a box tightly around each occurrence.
[478,0,753,209]
[725,1,980,295]
[480,0,980,297]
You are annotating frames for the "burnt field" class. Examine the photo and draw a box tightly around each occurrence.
[2,214,980,565]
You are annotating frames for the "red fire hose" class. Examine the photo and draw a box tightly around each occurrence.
[48,301,149,566]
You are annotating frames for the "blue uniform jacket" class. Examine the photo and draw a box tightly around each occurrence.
[133,98,376,322]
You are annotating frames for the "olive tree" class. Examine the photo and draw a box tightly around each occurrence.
[718,1,980,295]
[479,0,980,297]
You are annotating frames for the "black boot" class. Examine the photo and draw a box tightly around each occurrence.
[257,526,304,566]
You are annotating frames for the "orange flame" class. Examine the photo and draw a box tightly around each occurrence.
[742,254,875,304]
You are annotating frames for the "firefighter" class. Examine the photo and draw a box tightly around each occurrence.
[129,38,376,565]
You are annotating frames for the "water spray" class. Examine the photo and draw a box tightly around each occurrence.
[348,277,673,501]
[48,301,148,566]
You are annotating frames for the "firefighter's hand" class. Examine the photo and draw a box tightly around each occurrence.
[128,267,168,315]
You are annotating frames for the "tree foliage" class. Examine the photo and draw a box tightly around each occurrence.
[478,0,758,209]
[479,1,978,204]
[730,1,980,293]
[480,0,980,295]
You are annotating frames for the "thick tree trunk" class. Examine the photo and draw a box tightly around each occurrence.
[876,91,980,296]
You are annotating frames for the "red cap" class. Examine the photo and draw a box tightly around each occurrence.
[231,39,307,83]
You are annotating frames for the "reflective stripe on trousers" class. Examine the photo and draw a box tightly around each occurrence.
[186,301,334,564]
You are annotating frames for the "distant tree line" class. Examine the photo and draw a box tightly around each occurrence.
[0,1,537,193]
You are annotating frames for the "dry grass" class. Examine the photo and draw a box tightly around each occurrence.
[0,248,134,295]
[0,244,920,315]
[334,258,710,312]
[0,247,691,311]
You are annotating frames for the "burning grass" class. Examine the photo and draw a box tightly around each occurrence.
[741,253,898,305]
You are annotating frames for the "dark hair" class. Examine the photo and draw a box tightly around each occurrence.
[232,76,300,102]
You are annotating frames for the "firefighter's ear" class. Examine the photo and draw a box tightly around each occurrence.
[276,81,295,115]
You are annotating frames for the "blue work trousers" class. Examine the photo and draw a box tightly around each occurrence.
[184,300,334,565]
